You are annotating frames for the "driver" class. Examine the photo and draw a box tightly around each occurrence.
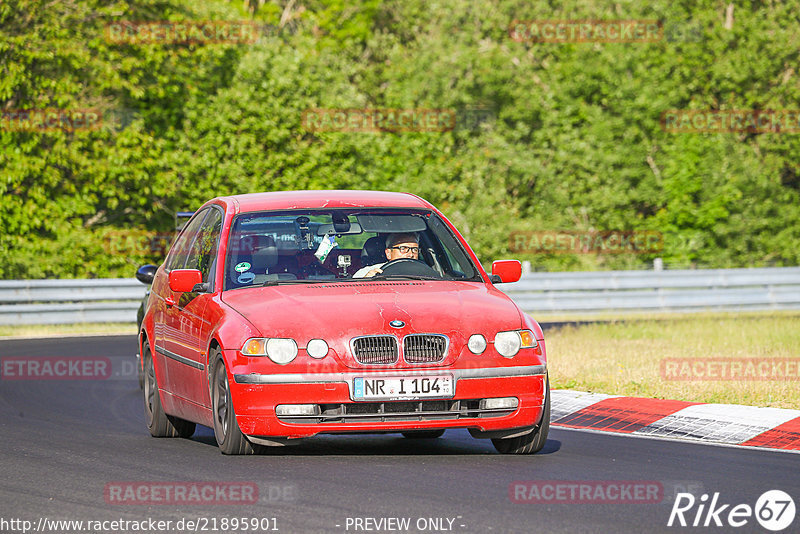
[352,232,420,278]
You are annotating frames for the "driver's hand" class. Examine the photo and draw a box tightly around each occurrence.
[365,268,383,278]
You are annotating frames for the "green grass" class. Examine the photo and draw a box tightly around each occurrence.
[544,311,800,409]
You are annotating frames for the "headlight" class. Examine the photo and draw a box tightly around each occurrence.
[494,329,538,358]
[468,334,487,354]
[266,338,298,364]
[494,331,521,358]
[306,339,329,359]
[241,337,298,364]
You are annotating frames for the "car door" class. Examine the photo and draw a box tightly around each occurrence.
[175,207,224,406]
[154,209,208,399]
[161,207,224,405]
[152,210,207,395]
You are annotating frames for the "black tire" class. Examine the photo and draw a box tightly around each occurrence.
[143,342,196,438]
[401,430,445,439]
[210,353,265,455]
[492,376,550,455]
[137,351,144,390]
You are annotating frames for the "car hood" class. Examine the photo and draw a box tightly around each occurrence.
[221,280,523,340]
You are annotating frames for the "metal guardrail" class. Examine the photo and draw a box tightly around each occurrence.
[0,279,146,325]
[0,267,799,325]
[502,266,800,314]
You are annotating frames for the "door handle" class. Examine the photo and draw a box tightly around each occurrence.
[165,296,176,308]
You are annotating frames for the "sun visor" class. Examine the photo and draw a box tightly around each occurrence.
[356,214,428,233]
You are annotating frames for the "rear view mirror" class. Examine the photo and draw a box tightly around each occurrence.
[316,222,363,235]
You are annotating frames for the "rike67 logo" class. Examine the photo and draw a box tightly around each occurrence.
[668,490,795,531]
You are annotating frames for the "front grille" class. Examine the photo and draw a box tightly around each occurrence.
[403,334,448,363]
[276,399,515,424]
[352,336,398,364]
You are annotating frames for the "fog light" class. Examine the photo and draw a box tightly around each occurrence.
[306,339,328,359]
[275,404,319,416]
[468,334,487,354]
[481,397,519,410]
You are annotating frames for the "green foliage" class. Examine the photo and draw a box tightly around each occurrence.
[2,0,800,278]
[1,0,247,277]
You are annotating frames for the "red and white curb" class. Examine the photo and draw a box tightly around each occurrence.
[551,390,800,452]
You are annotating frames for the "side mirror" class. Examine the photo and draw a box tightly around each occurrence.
[169,269,203,293]
[135,264,158,285]
[491,260,522,284]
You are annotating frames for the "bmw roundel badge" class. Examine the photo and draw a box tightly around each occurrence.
[389,320,405,328]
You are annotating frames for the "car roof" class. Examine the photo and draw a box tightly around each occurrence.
[211,190,434,214]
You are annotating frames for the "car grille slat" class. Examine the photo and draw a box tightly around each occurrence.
[352,336,398,364]
[277,399,515,424]
[403,334,448,363]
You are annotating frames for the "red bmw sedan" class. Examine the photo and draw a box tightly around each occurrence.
[136,191,549,454]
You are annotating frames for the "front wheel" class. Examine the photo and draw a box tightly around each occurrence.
[210,353,265,455]
[143,342,195,438]
[492,376,550,454]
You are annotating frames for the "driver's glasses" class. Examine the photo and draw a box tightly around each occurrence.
[390,245,420,254]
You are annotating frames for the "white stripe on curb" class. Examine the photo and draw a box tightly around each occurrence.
[633,404,800,444]
[549,390,800,451]
[550,389,620,422]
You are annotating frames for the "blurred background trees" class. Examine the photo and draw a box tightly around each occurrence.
[2,0,799,278]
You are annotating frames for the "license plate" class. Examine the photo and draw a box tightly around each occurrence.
[352,375,454,401]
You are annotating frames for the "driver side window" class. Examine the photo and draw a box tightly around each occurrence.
[184,209,223,289]
[164,209,208,272]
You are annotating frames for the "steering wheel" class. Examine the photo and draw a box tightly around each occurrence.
[374,258,441,278]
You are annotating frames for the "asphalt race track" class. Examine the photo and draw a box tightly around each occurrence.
[1,336,798,534]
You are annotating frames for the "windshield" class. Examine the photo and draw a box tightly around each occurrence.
[223,209,480,290]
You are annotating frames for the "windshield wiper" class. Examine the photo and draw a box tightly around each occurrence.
[371,275,443,281]
[261,278,373,286]
[261,279,330,287]
[260,275,455,286]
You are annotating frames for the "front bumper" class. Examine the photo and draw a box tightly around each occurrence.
[230,365,547,438]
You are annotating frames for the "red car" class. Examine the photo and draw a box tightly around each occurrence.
[136,191,549,454]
